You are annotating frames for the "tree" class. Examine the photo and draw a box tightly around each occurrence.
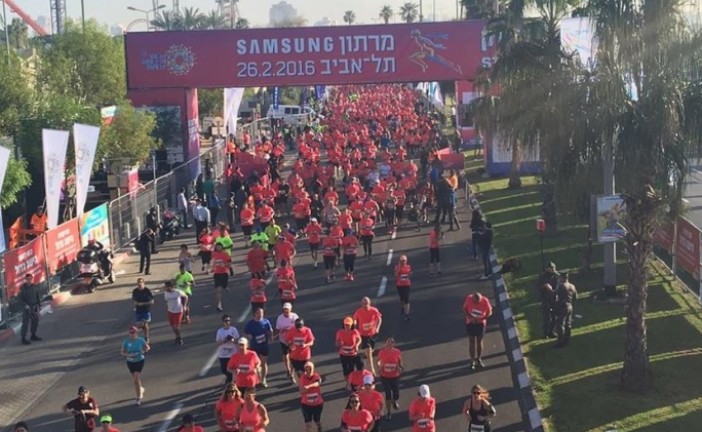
[36,20,125,107]
[199,88,224,118]
[343,10,356,25]
[178,7,205,30]
[199,10,228,29]
[0,52,34,136]
[99,101,160,167]
[150,10,180,31]
[0,143,32,208]
[272,17,308,27]
[379,5,394,24]
[7,18,29,50]
[461,0,495,19]
[400,3,419,23]
[235,18,250,29]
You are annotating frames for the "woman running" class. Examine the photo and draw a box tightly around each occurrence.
[236,388,270,432]
[409,385,436,432]
[360,215,375,260]
[120,326,150,406]
[214,384,243,432]
[198,227,215,273]
[340,393,375,432]
[428,223,443,276]
[299,361,324,432]
[336,317,362,382]
[377,337,403,419]
[342,229,359,281]
[462,384,497,432]
[394,255,413,320]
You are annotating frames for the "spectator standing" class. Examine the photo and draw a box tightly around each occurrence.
[177,187,190,229]
[18,273,42,345]
[554,272,578,348]
[209,192,222,227]
[193,200,211,242]
[477,222,493,280]
[137,229,156,275]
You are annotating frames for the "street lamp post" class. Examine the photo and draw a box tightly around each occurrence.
[127,4,166,31]
[2,0,9,62]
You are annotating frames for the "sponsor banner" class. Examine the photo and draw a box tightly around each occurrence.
[3,237,47,300]
[101,105,117,126]
[675,216,700,279]
[79,203,111,248]
[73,123,100,216]
[42,129,70,229]
[125,21,495,89]
[45,218,81,274]
[595,195,627,243]
[273,87,280,110]
[186,89,201,180]
[438,153,465,170]
[0,146,11,253]
[654,222,674,254]
[224,88,245,135]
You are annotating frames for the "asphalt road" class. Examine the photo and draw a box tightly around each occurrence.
[1,195,528,432]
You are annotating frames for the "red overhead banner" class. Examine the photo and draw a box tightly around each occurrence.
[125,21,495,89]
[3,237,47,299]
[675,217,701,279]
[45,218,81,274]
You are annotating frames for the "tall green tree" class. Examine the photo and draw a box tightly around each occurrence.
[400,3,419,23]
[7,18,29,50]
[199,10,228,29]
[179,7,205,30]
[343,10,357,25]
[199,88,224,118]
[235,18,250,29]
[36,20,125,107]
[379,5,394,24]
[150,10,180,31]
[99,101,160,167]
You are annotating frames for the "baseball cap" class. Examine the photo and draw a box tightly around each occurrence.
[310,217,318,223]
[419,384,431,398]
[237,337,249,345]
[128,326,138,333]
[343,316,354,326]
[282,302,293,310]
[363,375,374,385]
[100,415,113,424]
[78,385,88,394]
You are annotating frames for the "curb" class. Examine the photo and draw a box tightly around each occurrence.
[0,250,132,346]
[470,195,544,432]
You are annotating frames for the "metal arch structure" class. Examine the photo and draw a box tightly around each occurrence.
[4,0,48,36]
[50,0,67,34]
[125,18,148,33]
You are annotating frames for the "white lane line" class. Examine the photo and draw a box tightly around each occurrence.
[682,198,690,203]
[198,349,220,377]
[157,402,184,432]
[377,276,388,298]
[386,249,394,266]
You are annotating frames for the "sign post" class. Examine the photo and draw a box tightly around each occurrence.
[536,218,545,270]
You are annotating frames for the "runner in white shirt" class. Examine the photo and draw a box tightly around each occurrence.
[274,302,300,383]
[215,314,240,384]
[163,281,188,345]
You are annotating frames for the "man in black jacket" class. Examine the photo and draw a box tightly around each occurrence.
[477,222,493,280]
[18,273,42,345]
[137,229,156,275]
[434,176,452,226]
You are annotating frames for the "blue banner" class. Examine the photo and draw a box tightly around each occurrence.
[314,85,326,100]
[300,87,308,107]
[273,87,280,110]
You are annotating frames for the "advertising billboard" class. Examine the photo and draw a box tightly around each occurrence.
[675,217,701,279]
[125,21,495,89]
[45,218,82,274]
[79,203,111,248]
[3,237,47,299]
[595,195,627,243]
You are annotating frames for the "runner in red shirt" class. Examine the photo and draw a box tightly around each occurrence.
[360,215,375,260]
[276,260,298,306]
[212,243,233,313]
[342,230,359,281]
[292,200,311,234]
[463,292,493,370]
[240,203,255,247]
[339,208,353,232]
[409,385,436,432]
[322,233,340,283]
[257,202,275,230]
[305,217,322,268]
[336,316,362,381]
[347,364,374,393]
[358,375,385,425]
[214,384,243,432]
[287,318,315,378]
[274,235,296,266]
[299,361,324,432]
[226,338,261,393]
[246,242,267,279]
[377,337,403,417]
[323,185,339,205]
[352,297,383,375]
[198,227,215,273]
[249,276,267,312]
[394,255,413,320]
[340,394,375,432]
[349,196,365,234]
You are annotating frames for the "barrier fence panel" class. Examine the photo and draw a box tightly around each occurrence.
[109,180,157,250]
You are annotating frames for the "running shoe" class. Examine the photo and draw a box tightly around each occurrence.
[136,398,142,406]
[476,359,485,368]
[386,412,392,420]
[392,401,400,411]
[261,379,269,388]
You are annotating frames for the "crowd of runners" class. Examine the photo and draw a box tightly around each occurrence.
[31,84,499,432]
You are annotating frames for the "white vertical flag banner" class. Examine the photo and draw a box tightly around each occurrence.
[42,129,70,229]
[73,123,100,216]
[224,87,245,136]
[0,146,11,253]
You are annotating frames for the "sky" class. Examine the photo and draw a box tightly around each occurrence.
[11,0,463,31]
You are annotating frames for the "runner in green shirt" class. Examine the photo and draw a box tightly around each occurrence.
[251,227,270,251]
[214,229,234,256]
[174,263,195,323]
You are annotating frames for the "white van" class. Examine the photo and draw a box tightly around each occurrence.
[266,105,314,125]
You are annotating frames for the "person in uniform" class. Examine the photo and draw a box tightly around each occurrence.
[554,272,578,348]
[536,262,559,339]
[18,274,42,345]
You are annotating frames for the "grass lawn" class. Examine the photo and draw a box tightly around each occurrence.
[467,160,702,432]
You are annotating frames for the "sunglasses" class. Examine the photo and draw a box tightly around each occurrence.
[223,319,231,322]
[226,390,235,394]
[350,399,360,403]
[472,391,481,395]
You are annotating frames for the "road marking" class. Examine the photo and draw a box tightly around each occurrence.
[682,198,689,203]
[377,276,388,298]
[157,402,184,432]
[199,349,220,377]
[386,249,394,266]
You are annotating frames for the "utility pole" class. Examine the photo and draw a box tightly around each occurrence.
[81,0,85,32]
[603,137,617,295]
[419,0,423,22]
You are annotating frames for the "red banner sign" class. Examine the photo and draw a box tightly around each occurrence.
[654,222,674,254]
[675,217,700,279]
[125,21,495,89]
[45,218,81,274]
[3,237,47,299]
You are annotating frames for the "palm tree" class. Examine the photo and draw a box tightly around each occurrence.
[199,10,228,29]
[343,10,356,25]
[379,5,394,24]
[150,10,180,31]
[235,18,250,29]
[461,0,495,19]
[399,3,419,23]
[178,7,204,30]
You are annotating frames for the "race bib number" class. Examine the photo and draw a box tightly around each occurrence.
[400,274,410,280]
[282,289,294,298]
[239,364,250,373]
[306,393,319,403]
[470,425,486,432]
[294,337,305,346]
[471,309,484,318]
[384,363,397,372]
[255,334,267,344]
[221,347,234,356]
[418,419,431,428]
[342,345,354,354]
[363,323,372,331]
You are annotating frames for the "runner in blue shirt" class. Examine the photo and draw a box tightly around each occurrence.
[120,326,150,406]
[244,307,274,388]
